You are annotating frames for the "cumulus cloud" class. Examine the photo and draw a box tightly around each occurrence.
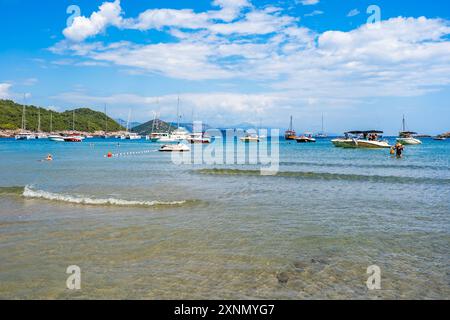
[304,10,323,17]
[0,83,12,99]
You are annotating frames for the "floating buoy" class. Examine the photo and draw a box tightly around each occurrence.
[107,152,112,158]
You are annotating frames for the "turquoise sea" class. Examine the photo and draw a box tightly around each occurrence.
[0,137,449,299]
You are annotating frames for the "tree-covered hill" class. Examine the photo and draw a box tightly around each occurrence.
[0,99,124,132]
[132,119,177,135]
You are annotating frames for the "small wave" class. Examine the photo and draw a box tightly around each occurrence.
[280,161,449,171]
[22,186,198,208]
[196,168,450,185]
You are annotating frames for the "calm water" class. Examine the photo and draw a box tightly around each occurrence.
[0,137,449,299]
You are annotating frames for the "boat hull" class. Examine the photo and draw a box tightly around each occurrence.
[332,138,391,148]
[396,137,422,145]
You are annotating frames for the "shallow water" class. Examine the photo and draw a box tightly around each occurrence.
[0,137,449,299]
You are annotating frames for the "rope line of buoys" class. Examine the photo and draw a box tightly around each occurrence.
[104,149,154,158]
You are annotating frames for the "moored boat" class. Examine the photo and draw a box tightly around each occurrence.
[396,116,422,145]
[332,131,391,149]
[158,143,190,152]
[284,116,296,140]
[186,132,211,144]
[296,133,316,143]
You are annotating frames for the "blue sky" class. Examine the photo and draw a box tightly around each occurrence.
[1,0,449,134]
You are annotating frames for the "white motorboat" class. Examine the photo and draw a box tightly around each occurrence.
[170,127,191,141]
[240,134,260,142]
[15,132,35,140]
[332,131,391,149]
[147,132,168,142]
[158,143,190,152]
[186,132,211,144]
[121,132,142,140]
[48,134,65,142]
[296,133,316,143]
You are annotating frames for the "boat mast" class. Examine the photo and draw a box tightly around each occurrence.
[289,115,293,131]
[126,109,131,133]
[321,114,324,133]
[104,104,108,134]
[72,110,75,131]
[21,94,26,131]
[37,108,41,132]
[402,114,406,132]
[178,96,180,129]
[50,111,53,132]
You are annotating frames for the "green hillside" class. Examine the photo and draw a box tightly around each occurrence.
[0,99,124,132]
[132,119,177,135]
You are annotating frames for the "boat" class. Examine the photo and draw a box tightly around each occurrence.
[48,134,65,142]
[296,133,316,143]
[158,143,190,152]
[433,136,446,141]
[332,131,391,148]
[34,108,48,139]
[240,133,260,143]
[169,127,191,141]
[396,115,422,145]
[186,132,211,144]
[15,132,35,140]
[15,99,35,140]
[147,132,169,141]
[121,132,142,140]
[315,114,327,138]
[63,133,83,142]
[284,116,296,140]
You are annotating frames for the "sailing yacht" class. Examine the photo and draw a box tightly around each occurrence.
[15,99,35,140]
[315,115,327,138]
[35,108,48,139]
[121,109,142,140]
[396,115,422,145]
[157,96,190,142]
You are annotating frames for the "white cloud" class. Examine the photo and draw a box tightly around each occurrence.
[63,0,124,42]
[304,10,323,17]
[0,83,12,99]
[298,0,320,5]
[347,9,360,17]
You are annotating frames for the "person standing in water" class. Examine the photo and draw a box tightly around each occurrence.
[394,143,404,158]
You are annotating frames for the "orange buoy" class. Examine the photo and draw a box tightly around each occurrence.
[107,152,112,158]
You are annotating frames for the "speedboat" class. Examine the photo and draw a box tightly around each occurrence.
[332,131,391,149]
[158,143,190,152]
[63,134,83,142]
[121,132,141,140]
[48,134,65,142]
[15,132,35,140]
[240,134,260,143]
[296,133,316,143]
[186,133,211,144]
[433,136,446,141]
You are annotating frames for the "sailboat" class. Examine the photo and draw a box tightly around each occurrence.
[157,96,190,143]
[284,116,296,140]
[63,110,84,142]
[15,96,35,140]
[396,115,422,145]
[35,108,48,139]
[315,114,327,138]
[48,111,64,142]
[121,109,141,140]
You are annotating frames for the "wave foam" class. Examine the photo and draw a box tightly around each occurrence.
[23,186,191,207]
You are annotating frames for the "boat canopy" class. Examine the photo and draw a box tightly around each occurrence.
[399,131,417,134]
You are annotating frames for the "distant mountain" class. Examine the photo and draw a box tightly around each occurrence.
[115,118,141,129]
[0,99,124,132]
[131,119,177,135]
